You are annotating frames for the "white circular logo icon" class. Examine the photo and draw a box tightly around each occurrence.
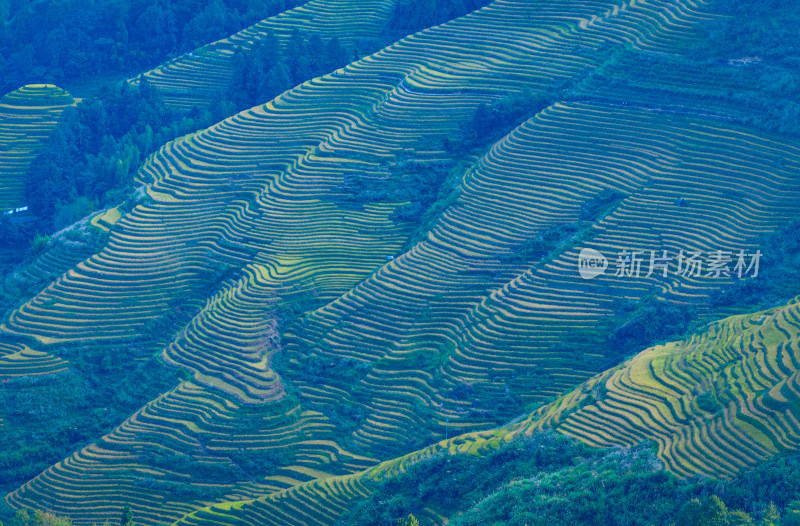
[578,248,608,279]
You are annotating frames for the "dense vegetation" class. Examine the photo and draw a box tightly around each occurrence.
[702,0,800,136]
[0,0,305,95]
[0,508,73,526]
[1,22,351,264]
[0,81,228,270]
[228,0,491,111]
[711,221,800,310]
[24,81,225,228]
[340,433,800,526]
[0,505,136,526]
[0,344,180,494]
[228,30,350,112]
[2,0,494,266]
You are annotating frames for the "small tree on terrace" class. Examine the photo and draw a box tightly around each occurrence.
[119,506,134,526]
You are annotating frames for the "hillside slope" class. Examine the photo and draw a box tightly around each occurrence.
[138,0,398,111]
[0,85,74,213]
[530,298,800,478]
[4,0,800,524]
[283,100,800,459]
[172,294,800,525]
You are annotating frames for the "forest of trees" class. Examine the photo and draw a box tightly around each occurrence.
[0,0,492,96]
[0,0,305,94]
[0,0,496,267]
[17,26,357,234]
[228,30,349,111]
[0,79,226,267]
[0,504,137,526]
[342,434,800,526]
[1,509,72,526]
[228,0,493,111]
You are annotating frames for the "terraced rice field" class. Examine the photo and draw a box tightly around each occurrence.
[0,84,74,212]
[0,343,68,378]
[172,426,506,526]
[6,0,800,524]
[284,100,800,458]
[170,296,800,526]
[530,296,800,479]
[139,0,397,111]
